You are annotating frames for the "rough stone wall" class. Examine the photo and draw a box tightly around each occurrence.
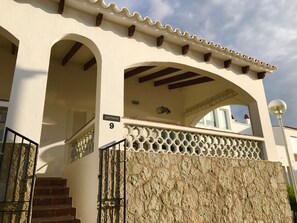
[126,151,292,223]
[0,143,36,223]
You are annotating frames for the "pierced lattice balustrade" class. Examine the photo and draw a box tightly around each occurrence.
[124,121,263,160]
[65,119,95,163]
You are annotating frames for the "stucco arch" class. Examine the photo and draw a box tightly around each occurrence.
[39,34,101,176]
[51,33,102,64]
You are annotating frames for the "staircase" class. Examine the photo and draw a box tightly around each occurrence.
[32,177,80,223]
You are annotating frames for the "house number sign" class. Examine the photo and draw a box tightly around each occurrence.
[103,114,121,129]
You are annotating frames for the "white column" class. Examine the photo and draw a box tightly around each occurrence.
[96,54,125,148]
[249,100,278,161]
[5,39,51,143]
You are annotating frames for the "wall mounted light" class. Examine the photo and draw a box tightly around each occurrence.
[157,106,171,114]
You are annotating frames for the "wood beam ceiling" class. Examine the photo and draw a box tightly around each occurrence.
[11,43,17,55]
[168,76,214,90]
[124,66,155,79]
[96,13,103,26]
[257,72,266,79]
[62,42,83,66]
[204,53,212,62]
[224,59,232,68]
[154,71,200,86]
[139,67,181,83]
[242,66,250,74]
[84,57,96,71]
[157,35,164,47]
[128,25,136,37]
[182,45,189,55]
[58,0,65,14]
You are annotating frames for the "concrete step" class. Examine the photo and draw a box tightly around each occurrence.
[31,215,80,223]
[32,177,80,223]
[32,206,76,219]
[33,195,72,206]
[34,187,69,196]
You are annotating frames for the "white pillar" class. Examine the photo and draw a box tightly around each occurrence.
[5,39,50,143]
[96,55,125,148]
[249,100,278,161]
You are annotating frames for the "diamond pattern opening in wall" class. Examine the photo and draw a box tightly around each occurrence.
[124,124,262,160]
[170,145,177,153]
[152,142,159,152]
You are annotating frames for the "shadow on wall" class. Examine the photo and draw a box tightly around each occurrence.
[15,0,96,27]
[36,141,65,177]
[5,66,48,137]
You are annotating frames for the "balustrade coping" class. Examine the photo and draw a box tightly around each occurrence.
[123,117,264,142]
[65,118,95,143]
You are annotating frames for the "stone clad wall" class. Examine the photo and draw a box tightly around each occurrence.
[126,152,292,223]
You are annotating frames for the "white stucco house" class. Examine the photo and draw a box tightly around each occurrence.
[1,0,288,222]
[273,126,297,181]
[199,105,297,189]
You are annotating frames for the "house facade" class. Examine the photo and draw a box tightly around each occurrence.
[0,0,289,222]
[273,126,297,180]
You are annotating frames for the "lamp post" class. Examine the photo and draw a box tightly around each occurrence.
[268,99,297,202]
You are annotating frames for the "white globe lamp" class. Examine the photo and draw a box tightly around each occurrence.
[268,99,287,116]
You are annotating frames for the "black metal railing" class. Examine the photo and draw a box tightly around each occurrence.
[0,127,39,223]
[98,139,126,223]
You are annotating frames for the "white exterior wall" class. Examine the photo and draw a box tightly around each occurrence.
[0,0,279,222]
[273,126,297,178]
[38,59,97,176]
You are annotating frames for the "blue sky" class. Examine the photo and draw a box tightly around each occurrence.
[104,0,297,127]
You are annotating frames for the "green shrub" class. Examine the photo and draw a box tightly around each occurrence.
[287,184,297,211]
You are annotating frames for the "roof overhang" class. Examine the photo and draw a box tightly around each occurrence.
[51,0,277,74]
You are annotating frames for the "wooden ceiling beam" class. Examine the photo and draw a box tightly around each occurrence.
[58,0,65,14]
[62,42,83,66]
[204,53,212,62]
[168,76,214,90]
[257,72,266,79]
[139,67,180,83]
[154,71,200,86]
[128,25,136,37]
[242,66,250,74]
[157,35,164,47]
[182,45,189,55]
[96,13,103,26]
[124,66,155,79]
[224,59,232,68]
[11,43,17,55]
[84,57,96,71]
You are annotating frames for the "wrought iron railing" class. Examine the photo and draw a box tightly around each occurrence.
[0,127,39,223]
[124,118,264,160]
[65,119,95,164]
[98,139,127,223]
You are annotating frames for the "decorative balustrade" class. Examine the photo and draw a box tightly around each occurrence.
[65,119,95,164]
[124,119,264,160]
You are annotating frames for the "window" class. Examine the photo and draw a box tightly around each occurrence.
[196,107,231,130]
[218,109,229,129]
[203,111,216,127]
[290,137,297,154]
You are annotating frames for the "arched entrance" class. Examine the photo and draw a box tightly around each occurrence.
[124,62,256,127]
[39,37,98,177]
[123,62,264,159]
[0,27,19,141]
